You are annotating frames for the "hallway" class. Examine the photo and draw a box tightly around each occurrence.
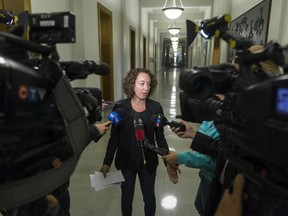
[69,68,201,216]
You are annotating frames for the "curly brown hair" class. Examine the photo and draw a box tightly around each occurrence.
[122,68,158,98]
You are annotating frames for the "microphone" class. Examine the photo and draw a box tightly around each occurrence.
[134,113,169,157]
[143,139,169,156]
[134,113,147,165]
[150,114,186,132]
[60,60,110,80]
[107,106,126,125]
[135,130,145,143]
[82,60,110,75]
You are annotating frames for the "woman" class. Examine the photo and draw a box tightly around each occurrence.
[100,68,174,216]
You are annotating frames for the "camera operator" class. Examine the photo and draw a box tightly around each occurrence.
[185,13,288,215]
[0,10,113,215]
[204,45,286,216]
[50,121,111,216]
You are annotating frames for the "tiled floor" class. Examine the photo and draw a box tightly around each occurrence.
[69,68,201,216]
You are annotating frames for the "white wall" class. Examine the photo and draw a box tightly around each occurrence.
[31,0,146,101]
[211,0,231,64]
[267,0,288,44]
[30,0,72,60]
[230,0,262,19]
[148,20,155,72]
[30,0,87,87]
[140,8,149,68]
[31,0,288,100]
[80,0,140,100]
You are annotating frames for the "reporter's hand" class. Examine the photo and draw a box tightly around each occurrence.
[51,157,63,168]
[170,120,196,139]
[100,165,110,178]
[46,194,59,208]
[166,164,180,184]
[162,151,178,166]
[214,173,245,216]
[96,121,112,135]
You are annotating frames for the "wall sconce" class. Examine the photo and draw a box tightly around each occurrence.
[162,0,184,20]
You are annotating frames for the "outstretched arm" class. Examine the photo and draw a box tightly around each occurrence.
[89,121,112,143]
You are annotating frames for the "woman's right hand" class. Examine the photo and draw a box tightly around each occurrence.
[100,165,110,178]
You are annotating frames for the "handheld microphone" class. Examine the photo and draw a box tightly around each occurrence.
[143,139,169,156]
[134,113,147,165]
[107,106,126,125]
[60,60,110,80]
[150,114,186,132]
[134,113,169,157]
[135,130,145,143]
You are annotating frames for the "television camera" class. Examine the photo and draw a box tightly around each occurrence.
[183,14,288,215]
[0,10,109,215]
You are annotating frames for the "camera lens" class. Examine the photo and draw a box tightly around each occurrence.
[179,68,214,99]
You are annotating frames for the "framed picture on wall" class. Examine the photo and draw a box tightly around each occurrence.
[227,0,272,62]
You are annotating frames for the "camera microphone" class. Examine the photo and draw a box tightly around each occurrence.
[107,106,126,125]
[150,114,186,132]
[60,60,110,80]
[82,60,110,75]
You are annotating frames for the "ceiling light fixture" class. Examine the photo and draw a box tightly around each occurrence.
[162,0,184,20]
[170,35,179,42]
[168,27,181,35]
[168,20,181,34]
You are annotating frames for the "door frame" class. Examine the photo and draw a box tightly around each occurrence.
[97,3,114,101]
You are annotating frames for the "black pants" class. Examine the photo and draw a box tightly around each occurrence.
[121,168,156,216]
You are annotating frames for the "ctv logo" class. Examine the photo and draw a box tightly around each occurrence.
[18,85,46,102]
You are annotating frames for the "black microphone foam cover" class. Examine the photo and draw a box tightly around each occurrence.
[84,60,110,76]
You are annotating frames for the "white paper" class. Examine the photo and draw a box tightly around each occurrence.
[90,170,125,192]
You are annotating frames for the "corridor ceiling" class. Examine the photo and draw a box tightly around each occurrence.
[139,0,213,39]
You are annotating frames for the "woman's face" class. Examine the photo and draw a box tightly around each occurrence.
[133,72,151,100]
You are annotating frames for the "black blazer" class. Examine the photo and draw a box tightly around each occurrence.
[103,98,169,173]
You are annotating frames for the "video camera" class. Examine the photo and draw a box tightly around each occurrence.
[0,11,109,215]
[183,14,288,215]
